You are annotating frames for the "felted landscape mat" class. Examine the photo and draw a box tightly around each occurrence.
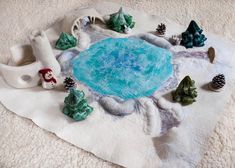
[1,2,235,168]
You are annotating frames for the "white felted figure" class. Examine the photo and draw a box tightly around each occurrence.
[38,68,57,89]
[124,25,132,34]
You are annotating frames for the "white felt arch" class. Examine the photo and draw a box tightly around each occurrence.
[61,8,105,38]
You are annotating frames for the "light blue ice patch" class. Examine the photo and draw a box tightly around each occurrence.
[72,38,173,99]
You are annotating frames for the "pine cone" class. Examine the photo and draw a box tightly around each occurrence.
[169,35,181,45]
[156,23,166,35]
[64,77,76,91]
[211,74,225,89]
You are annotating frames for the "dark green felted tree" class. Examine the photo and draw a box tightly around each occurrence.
[55,32,77,50]
[180,20,207,48]
[172,76,197,105]
[63,88,93,121]
[106,7,135,33]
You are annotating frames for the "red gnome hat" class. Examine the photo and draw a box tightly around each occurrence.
[38,68,57,83]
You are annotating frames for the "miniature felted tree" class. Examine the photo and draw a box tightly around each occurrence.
[180,20,207,48]
[55,32,77,50]
[106,7,135,33]
[63,89,93,121]
[172,76,197,105]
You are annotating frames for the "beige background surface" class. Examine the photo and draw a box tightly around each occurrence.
[0,0,234,167]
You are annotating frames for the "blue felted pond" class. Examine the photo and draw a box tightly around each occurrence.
[73,38,173,99]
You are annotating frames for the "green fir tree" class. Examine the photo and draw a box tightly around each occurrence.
[180,20,207,48]
[106,7,135,33]
[172,76,197,105]
[55,32,77,50]
[63,89,93,121]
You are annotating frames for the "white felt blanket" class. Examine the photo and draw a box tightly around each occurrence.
[1,2,235,168]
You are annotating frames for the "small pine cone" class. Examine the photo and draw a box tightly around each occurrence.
[211,74,225,89]
[156,23,166,35]
[169,35,181,45]
[64,77,76,90]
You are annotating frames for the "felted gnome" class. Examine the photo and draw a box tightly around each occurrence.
[38,68,57,89]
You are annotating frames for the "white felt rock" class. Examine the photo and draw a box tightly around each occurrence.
[0,61,42,88]
[152,92,184,123]
[99,96,136,116]
[76,30,91,50]
[29,30,61,76]
[138,97,162,137]
[135,33,173,49]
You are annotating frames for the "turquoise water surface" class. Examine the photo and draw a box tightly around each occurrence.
[73,38,173,99]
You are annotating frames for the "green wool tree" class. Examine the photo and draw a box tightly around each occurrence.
[55,32,77,50]
[106,7,135,33]
[172,76,197,105]
[180,20,207,48]
[63,89,93,121]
